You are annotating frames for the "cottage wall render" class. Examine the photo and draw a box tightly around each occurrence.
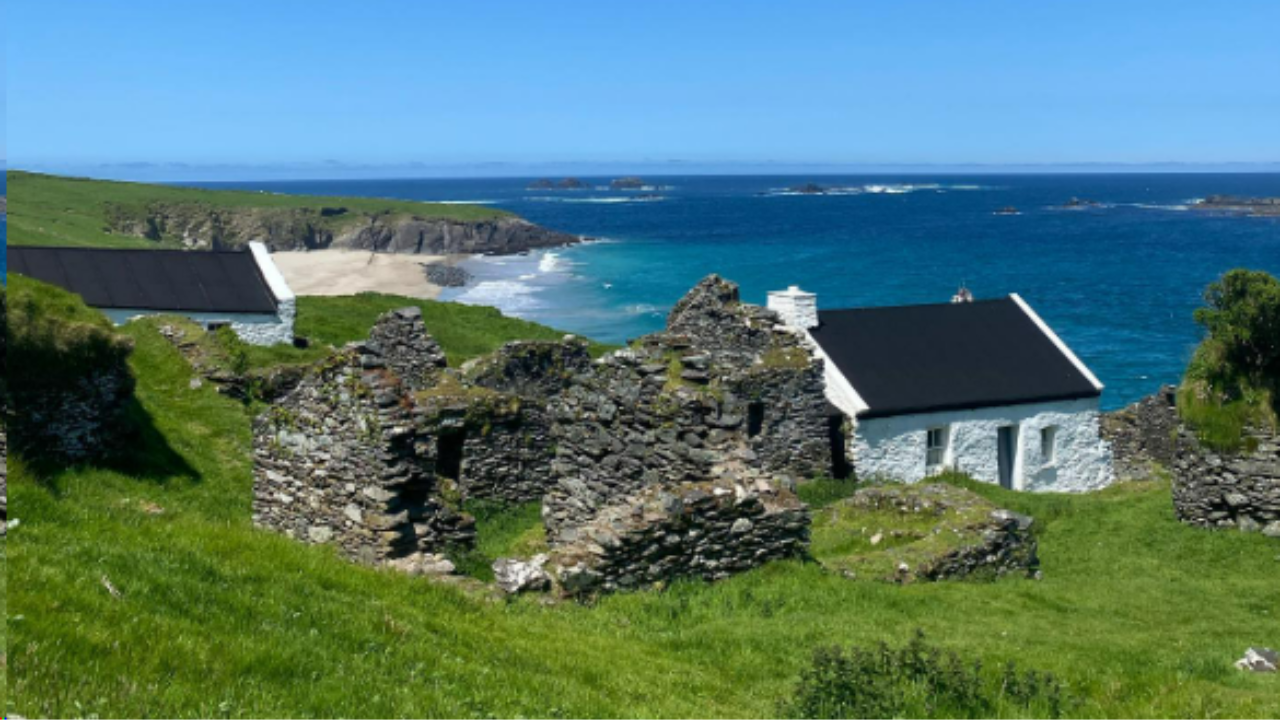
[852,397,1113,492]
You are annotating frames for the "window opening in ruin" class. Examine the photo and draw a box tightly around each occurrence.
[827,414,852,479]
[436,430,466,481]
[747,402,765,437]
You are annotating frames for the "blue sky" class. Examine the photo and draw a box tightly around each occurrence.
[6,1,1280,177]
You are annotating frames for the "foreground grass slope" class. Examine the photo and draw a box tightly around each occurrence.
[5,170,510,249]
[8,305,1279,717]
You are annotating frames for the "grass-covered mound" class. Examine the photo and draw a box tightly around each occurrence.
[7,300,1280,716]
[1179,269,1279,452]
[5,170,510,249]
[3,275,137,462]
[810,479,1037,583]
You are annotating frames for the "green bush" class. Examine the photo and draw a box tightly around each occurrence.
[1180,270,1279,451]
[1193,269,1280,382]
[783,630,1074,719]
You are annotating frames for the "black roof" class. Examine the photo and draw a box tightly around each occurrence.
[809,297,1100,418]
[8,246,279,314]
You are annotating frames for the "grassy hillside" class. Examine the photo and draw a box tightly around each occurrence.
[5,170,511,249]
[7,304,1279,716]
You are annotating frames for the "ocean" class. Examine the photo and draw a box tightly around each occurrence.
[183,174,1278,409]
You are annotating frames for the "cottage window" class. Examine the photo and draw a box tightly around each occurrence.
[926,427,948,471]
[1041,426,1057,464]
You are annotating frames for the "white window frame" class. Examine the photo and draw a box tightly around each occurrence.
[926,426,948,472]
[1040,426,1057,465]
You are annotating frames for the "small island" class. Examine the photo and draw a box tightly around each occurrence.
[994,206,1020,215]
[1190,195,1280,217]
[1060,197,1101,209]
[789,183,828,194]
[610,176,647,190]
[524,177,590,190]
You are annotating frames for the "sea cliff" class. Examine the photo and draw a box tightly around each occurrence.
[104,203,583,254]
[6,171,585,255]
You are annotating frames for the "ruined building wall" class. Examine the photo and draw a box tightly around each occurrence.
[544,275,831,544]
[253,320,474,563]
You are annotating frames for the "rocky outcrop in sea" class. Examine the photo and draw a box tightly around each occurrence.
[1190,196,1280,217]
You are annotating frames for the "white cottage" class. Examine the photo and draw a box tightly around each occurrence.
[768,286,1113,492]
[8,242,297,346]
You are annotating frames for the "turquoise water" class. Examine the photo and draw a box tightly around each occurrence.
[189,174,1280,409]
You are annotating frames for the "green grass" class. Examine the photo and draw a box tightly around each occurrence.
[132,292,618,375]
[452,501,549,582]
[6,170,510,249]
[293,293,615,366]
[8,314,1280,717]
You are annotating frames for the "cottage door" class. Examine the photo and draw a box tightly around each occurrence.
[997,426,1017,489]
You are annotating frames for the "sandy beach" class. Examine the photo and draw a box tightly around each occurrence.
[271,250,467,300]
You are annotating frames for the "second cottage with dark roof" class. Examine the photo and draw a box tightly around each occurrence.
[768,286,1113,492]
[9,242,297,346]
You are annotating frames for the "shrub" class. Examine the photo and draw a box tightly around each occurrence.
[1180,270,1279,451]
[1193,269,1280,382]
[782,630,1074,719]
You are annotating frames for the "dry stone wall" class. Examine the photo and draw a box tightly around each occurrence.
[548,473,810,597]
[252,274,833,595]
[544,276,831,544]
[1101,385,1179,481]
[253,317,475,563]
[1171,424,1280,536]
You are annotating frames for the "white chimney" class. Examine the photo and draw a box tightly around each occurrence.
[767,285,818,330]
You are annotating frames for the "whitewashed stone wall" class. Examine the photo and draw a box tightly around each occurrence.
[851,397,1114,492]
[102,242,297,346]
[105,304,295,346]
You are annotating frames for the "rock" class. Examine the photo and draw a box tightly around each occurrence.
[610,177,647,190]
[789,183,827,194]
[422,262,473,288]
[387,552,457,577]
[1262,522,1280,538]
[493,554,552,594]
[1235,647,1278,672]
[308,525,334,543]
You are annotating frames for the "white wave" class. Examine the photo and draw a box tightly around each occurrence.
[762,183,991,197]
[1127,203,1190,212]
[525,196,665,204]
[538,251,576,273]
[453,280,542,312]
[623,303,665,316]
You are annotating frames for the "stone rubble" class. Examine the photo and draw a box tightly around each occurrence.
[548,474,810,597]
[1235,647,1278,673]
[1171,424,1279,533]
[493,554,552,594]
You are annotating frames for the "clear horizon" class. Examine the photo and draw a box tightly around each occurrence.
[7,0,1280,179]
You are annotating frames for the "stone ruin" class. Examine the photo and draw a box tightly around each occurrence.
[1104,385,1279,537]
[252,275,832,595]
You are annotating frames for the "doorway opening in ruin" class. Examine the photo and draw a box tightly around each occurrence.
[436,430,467,481]
[827,414,852,479]
[747,402,765,437]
